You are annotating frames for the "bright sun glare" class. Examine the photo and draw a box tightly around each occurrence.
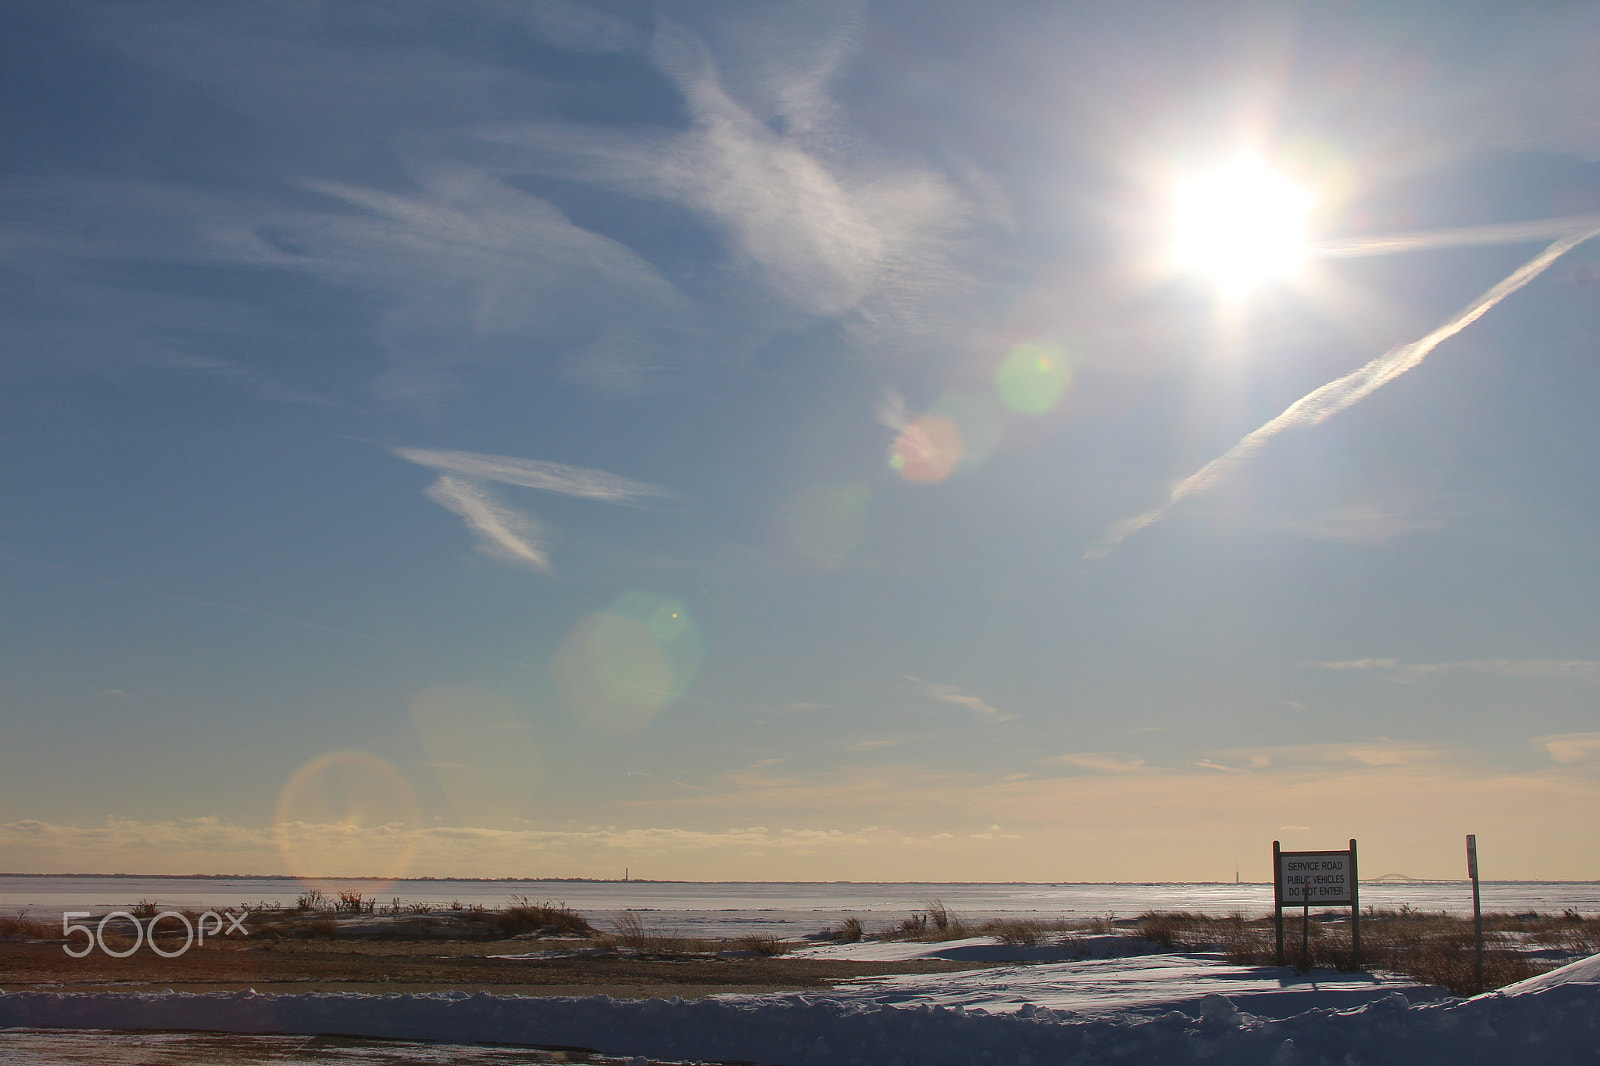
[1169,155,1312,298]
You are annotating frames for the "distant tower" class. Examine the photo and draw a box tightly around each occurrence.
[624,867,629,883]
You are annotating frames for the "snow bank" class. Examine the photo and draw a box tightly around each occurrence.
[1496,949,1600,997]
[4,966,1600,1066]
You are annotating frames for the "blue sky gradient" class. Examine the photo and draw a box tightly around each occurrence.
[4,0,1600,881]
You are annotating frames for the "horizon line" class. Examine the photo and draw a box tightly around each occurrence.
[3,872,1589,885]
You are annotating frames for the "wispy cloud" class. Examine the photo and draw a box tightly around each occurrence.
[904,676,1018,723]
[7,5,990,411]
[422,475,551,572]
[290,167,694,404]
[1264,494,1461,545]
[841,738,904,752]
[875,390,913,434]
[395,447,672,573]
[0,816,906,878]
[1195,753,1273,774]
[498,0,646,56]
[629,762,996,817]
[0,204,340,407]
[476,17,978,346]
[5,163,694,407]
[1307,658,1600,684]
[11,747,1600,878]
[1201,741,1448,769]
[1088,224,1600,558]
[1534,733,1600,763]
[1044,752,1147,773]
[625,770,716,794]
[396,447,671,504]
[1191,491,1464,545]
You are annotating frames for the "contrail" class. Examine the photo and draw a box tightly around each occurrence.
[1087,222,1600,560]
[1316,213,1600,259]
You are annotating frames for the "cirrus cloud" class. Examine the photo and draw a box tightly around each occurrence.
[394,446,673,573]
[1044,752,1147,773]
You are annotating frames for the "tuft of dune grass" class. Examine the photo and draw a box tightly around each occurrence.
[0,911,58,939]
[881,900,973,942]
[734,933,791,956]
[497,897,597,938]
[981,918,1070,946]
[601,910,719,956]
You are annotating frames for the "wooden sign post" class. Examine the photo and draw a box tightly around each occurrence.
[1467,834,1483,993]
[1273,839,1359,970]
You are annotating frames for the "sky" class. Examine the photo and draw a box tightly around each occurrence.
[3,0,1600,884]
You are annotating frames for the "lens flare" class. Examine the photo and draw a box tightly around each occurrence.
[890,414,963,483]
[272,750,420,891]
[1089,223,1600,558]
[785,481,869,567]
[557,592,705,734]
[995,342,1072,415]
[410,686,541,827]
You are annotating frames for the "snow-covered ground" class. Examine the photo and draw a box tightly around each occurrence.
[5,940,1599,1064]
[792,936,1446,1020]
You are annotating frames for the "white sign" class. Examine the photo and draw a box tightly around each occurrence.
[1278,850,1353,905]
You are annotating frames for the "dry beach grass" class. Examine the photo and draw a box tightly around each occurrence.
[4,899,1593,1001]
[1133,907,1600,996]
[0,900,984,998]
[0,931,983,999]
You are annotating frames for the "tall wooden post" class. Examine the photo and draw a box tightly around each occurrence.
[1468,834,1482,993]
[1273,840,1284,966]
[1301,893,1311,969]
[1349,838,1360,969]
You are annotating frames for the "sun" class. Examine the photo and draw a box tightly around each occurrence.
[1168,155,1312,298]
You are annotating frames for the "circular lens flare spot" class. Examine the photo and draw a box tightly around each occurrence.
[890,415,963,483]
[557,592,704,734]
[649,605,687,642]
[272,751,420,891]
[995,342,1071,415]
